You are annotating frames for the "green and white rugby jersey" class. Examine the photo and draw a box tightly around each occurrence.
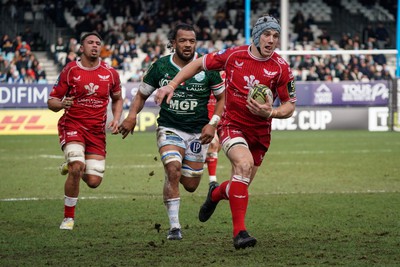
[141,54,224,133]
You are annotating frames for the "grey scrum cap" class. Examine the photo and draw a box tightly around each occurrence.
[252,15,281,47]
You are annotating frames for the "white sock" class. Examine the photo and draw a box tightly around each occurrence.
[64,195,78,207]
[164,198,181,230]
[209,176,217,183]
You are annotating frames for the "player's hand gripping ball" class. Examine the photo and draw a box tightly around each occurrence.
[248,84,273,104]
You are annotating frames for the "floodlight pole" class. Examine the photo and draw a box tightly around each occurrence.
[245,0,250,44]
[397,0,400,77]
[244,0,289,52]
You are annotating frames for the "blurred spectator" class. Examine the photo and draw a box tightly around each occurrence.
[0,54,9,82]
[292,10,306,36]
[16,41,31,57]
[65,51,77,66]
[362,24,375,47]
[21,26,34,48]
[34,64,46,81]
[127,38,138,59]
[318,27,331,42]
[3,1,396,84]
[100,44,113,59]
[66,37,79,54]
[225,27,238,42]
[375,22,390,49]
[111,48,124,69]
[37,74,48,84]
[214,10,229,31]
[306,66,319,81]
[7,65,23,84]
[196,13,211,29]
[141,37,155,54]
[298,26,314,43]
[54,37,67,66]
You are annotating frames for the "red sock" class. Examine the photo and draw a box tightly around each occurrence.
[63,196,77,219]
[64,205,75,219]
[228,178,249,237]
[211,180,229,202]
[206,156,218,177]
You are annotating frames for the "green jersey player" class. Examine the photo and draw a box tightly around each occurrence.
[118,23,225,240]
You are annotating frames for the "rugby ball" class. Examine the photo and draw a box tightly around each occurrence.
[248,84,273,104]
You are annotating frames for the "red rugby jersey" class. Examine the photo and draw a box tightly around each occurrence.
[49,59,121,129]
[203,45,296,129]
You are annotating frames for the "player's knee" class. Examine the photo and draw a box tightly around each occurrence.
[165,162,182,179]
[64,143,85,164]
[68,161,85,179]
[182,183,198,192]
[180,175,202,192]
[83,175,102,188]
[235,160,254,177]
[85,159,105,179]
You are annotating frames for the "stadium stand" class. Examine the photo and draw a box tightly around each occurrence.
[0,0,397,84]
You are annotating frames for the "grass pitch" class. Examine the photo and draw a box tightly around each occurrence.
[0,131,399,266]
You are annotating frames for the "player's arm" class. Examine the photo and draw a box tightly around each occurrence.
[108,92,124,134]
[270,78,296,119]
[247,98,295,119]
[47,69,71,112]
[47,97,74,112]
[118,85,151,139]
[269,101,296,119]
[154,57,204,105]
[200,91,225,145]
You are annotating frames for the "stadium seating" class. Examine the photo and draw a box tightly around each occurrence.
[1,0,396,84]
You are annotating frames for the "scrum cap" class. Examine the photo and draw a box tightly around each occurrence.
[252,15,281,47]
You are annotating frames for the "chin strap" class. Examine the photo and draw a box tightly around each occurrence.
[256,46,261,55]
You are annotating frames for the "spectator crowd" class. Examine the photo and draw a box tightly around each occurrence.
[0,0,395,84]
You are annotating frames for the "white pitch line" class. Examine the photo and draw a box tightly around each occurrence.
[1,190,398,202]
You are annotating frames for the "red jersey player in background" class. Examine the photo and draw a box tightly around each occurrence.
[47,32,123,230]
[155,14,296,249]
[205,71,225,184]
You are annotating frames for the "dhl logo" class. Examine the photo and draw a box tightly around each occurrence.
[0,115,46,130]
[0,110,60,135]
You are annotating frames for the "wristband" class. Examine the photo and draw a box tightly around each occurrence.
[268,109,277,118]
[208,115,221,127]
[169,80,178,89]
[166,84,175,91]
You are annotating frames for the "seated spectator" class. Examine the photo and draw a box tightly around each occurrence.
[65,51,77,66]
[54,37,67,65]
[1,39,15,59]
[375,22,390,49]
[100,44,113,59]
[37,74,48,84]
[128,38,138,59]
[306,66,319,81]
[0,54,8,82]
[34,64,46,81]
[7,65,23,84]
[111,48,124,69]
[297,26,314,43]
[196,13,210,29]
[16,41,31,57]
